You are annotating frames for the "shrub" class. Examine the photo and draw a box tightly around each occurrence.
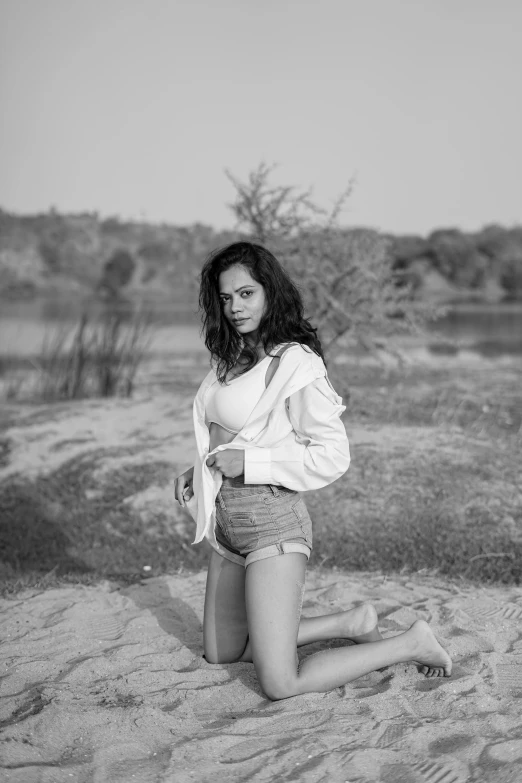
[499,256,522,300]
[477,226,522,300]
[389,234,430,268]
[427,229,489,288]
[98,249,136,296]
[226,163,438,357]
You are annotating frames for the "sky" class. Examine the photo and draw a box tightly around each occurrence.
[1,0,521,236]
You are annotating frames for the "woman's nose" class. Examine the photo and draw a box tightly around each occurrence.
[230,298,243,313]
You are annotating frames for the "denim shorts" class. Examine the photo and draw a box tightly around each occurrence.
[213,476,313,568]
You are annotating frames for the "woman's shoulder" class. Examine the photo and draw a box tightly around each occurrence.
[195,366,218,398]
[273,344,326,388]
[275,342,324,367]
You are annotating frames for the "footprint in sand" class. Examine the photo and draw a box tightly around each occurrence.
[485,739,522,763]
[93,744,169,783]
[462,600,522,623]
[411,759,469,783]
[496,664,522,696]
[82,614,126,641]
[376,722,411,749]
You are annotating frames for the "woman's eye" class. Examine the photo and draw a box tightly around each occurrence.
[242,290,253,297]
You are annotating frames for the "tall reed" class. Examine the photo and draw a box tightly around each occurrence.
[35,308,152,400]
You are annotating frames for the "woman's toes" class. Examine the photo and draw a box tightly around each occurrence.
[410,620,452,677]
[424,666,445,678]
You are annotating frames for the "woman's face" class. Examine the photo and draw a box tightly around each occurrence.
[219,264,267,341]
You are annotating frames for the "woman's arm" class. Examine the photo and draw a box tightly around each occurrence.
[243,376,350,491]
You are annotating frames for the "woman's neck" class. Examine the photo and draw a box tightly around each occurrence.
[242,335,267,361]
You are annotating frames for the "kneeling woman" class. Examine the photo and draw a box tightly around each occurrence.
[175,241,451,700]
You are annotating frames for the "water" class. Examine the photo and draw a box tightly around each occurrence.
[0,294,200,326]
[0,295,203,358]
[428,304,522,356]
[1,296,521,358]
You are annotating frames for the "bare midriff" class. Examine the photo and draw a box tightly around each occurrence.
[209,421,237,452]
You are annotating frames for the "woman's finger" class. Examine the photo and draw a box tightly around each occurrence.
[206,454,216,467]
[174,477,185,506]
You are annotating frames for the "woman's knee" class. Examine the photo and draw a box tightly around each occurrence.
[204,640,247,665]
[204,650,241,665]
[257,670,298,701]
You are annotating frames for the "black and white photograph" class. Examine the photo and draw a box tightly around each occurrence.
[1,1,521,781]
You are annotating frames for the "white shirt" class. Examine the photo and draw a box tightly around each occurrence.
[187,343,351,546]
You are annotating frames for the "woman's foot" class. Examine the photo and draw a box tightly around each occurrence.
[340,602,383,644]
[407,619,452,677]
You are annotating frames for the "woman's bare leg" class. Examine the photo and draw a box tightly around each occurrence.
[244,554,452,701]
[203,551,382,664]
[239,602,382,662]
[203,551,248,663]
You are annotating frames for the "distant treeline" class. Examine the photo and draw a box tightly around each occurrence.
[0,209,521,303]
[388,225,522,302]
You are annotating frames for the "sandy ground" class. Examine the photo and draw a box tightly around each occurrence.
[1,357,522,782]
[1,570,522,782]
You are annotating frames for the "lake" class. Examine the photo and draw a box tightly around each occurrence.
[427,303,522,356]
[1,297,521,359]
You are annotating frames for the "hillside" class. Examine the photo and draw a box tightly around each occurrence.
[0,209,521,304]
[0,209,236,304]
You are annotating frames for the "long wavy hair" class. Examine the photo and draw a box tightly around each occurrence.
[199,241,324,382]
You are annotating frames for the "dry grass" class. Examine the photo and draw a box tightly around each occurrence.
[0,357,521,594]
[329,361,522,437]
[308,360,522,583]
[307,434,522,583]
[0,454,207,596]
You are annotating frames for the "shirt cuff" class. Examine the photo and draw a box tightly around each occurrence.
[244,448,272,484]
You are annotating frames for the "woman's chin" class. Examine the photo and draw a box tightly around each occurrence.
[235,324,257,336]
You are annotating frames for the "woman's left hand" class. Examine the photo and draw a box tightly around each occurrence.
[206,449,245,477]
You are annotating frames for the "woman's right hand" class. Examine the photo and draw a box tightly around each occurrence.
[174,466,194,507]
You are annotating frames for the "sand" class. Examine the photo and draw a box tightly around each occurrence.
[1,358,521,782]
[1,569,522,782]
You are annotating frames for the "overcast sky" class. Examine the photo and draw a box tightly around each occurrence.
[1,0,521,235]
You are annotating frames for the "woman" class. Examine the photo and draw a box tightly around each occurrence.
[175,241,451,700]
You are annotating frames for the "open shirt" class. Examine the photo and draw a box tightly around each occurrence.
[186,343,351,546]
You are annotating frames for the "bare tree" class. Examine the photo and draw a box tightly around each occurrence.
[226,163,435,359]
[225,162,325,244]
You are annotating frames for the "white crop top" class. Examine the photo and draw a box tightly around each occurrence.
[206,354,273,434]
